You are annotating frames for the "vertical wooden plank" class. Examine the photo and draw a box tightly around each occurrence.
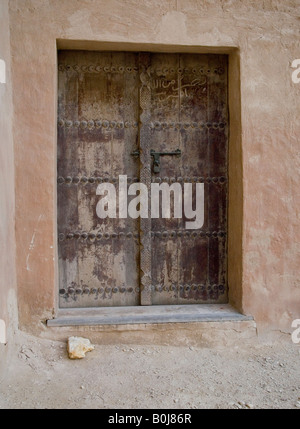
[148,53,181,305]
[178,53,210,304]
[139,53,152,305]
[206,54,228,302]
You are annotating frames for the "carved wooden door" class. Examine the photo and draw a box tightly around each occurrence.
[57,51,228,308]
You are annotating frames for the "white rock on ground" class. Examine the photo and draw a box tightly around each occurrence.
[67,336,94,359]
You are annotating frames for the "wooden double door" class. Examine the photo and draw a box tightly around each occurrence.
[57,50,228,308]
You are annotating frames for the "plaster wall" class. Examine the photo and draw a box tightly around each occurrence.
[8,0,300,336]
[0,0,17,376]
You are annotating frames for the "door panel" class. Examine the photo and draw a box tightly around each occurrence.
[57,51,140,307]
[145,53,228,304]
[57,51,228,308]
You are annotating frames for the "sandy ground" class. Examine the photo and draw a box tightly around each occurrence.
[0,330,299,409]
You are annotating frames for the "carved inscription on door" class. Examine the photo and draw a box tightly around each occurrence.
[57,51,228,308]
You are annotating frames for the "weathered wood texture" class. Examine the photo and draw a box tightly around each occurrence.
[57,51,140,307]
[147,53,228,305]
[57,51,228,308]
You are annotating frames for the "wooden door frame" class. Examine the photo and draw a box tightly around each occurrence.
[51,40,243,324]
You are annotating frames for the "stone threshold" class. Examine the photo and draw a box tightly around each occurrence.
[47,304,253,327]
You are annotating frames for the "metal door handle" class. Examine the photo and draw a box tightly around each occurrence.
[150,149,181,173]
[131,149,181,173]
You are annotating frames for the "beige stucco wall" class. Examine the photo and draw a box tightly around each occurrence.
[0,0,17,376]
[8,0,300,336]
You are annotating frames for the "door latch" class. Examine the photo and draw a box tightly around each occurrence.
[131,148,181,173]
[150,149,181,173]
[131,150,140,158]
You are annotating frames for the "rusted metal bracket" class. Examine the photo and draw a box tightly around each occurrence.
[131,149,182,173]
[131,150,140,157]
[150,149,181,173]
